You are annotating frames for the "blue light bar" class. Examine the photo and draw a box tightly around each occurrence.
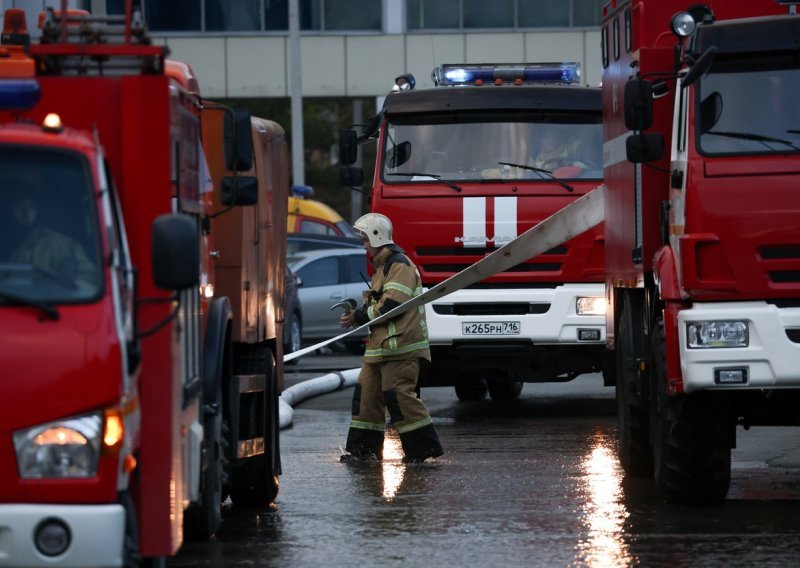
[0,79,40,110]
[432,63,581,86]
[291,184,314,198]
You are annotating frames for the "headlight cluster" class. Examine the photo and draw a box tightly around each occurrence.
[577,296,607,316]
[686,320,749,349]
[13,413,103,479]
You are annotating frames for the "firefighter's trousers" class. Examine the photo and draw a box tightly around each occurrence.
[345,358,443,460]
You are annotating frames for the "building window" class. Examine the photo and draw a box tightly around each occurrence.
[464,0,513,28]
[130,0,381,33]
[408,0,603,30]
[407,0,459,29]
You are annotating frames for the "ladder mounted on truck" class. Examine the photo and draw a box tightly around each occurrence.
[28,0,166,76]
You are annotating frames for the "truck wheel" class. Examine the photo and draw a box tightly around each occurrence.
[616,293,652,476]
[230,352,280,507]
[651,317,731,503]
[184,383,223,539]
[454,374,487,401]
[487,378,523,401]
[121,491,140,568]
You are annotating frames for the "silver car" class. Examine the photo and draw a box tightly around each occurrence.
[287,247,369,354]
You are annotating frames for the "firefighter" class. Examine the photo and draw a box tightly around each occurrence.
[339,212,444,464]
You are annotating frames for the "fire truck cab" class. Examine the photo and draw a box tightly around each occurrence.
[340,63,607,401]
[602,0,800,502]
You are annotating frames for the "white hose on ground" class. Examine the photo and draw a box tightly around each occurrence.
[279,367,361,430]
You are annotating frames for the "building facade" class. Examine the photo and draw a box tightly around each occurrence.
[3,0,603,97]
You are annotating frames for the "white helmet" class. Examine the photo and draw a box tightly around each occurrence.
[354,213,393,247]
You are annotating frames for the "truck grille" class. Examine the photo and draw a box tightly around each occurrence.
[431,303,550,316]
[760,245,800,284]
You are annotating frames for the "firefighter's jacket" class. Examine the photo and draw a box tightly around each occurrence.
[353,244,430,363]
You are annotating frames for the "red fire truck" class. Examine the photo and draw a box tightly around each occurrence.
[602,0,800,501]
[0,6,286,566]
[340,63,607,401]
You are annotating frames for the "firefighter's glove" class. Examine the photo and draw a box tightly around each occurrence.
[353,305,370,326]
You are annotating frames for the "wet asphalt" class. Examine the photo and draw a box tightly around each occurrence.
[169,350,800,567]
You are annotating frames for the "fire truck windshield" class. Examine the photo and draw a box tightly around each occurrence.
[0,146,101,305]
[698,54,800,156]
[382,114,602,184]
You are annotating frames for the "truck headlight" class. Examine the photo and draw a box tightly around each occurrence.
[577,297,606,316]
[686,320,748,349]
[13,413,103,479]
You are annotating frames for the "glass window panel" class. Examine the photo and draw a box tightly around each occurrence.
[325,0,381,30]
[518,0,569,27]
[206,0,260,31]
[573,0,602,26]
[106,0,124,15]
[344,254,367,283]
[265,0,289,30]
[297,257,339,287]
[145,0,200,31]
[464,0,513,28]
[300,0,322,30]
[407,0,459,30]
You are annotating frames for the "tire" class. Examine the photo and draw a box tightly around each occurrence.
[230,352,280,507]
[615,293,653,476]
[651,317,732,503]
[121,491,140,568]
[487,378,523,401]
[183,382,223,539]
[455,374,487,401]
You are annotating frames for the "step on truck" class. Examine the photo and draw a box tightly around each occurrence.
[340,63,608,401]
[602,0,800,501]
[0,5,287,566]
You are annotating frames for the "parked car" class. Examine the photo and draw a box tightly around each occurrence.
[287,247,369,354]
[287,232,362,255]
[283,264,302,362]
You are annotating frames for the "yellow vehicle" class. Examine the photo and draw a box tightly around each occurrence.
[287,185,356,237]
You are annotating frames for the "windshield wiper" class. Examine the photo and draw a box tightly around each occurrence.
[387,172,462,192]
[706,130,800,152]
[0,290,59,320]
[497,162,574,192]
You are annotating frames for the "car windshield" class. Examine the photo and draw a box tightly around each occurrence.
[0,146,101,305]
[697,53,800,156]
[382,112,603,183]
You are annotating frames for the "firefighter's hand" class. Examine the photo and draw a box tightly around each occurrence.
[340,311,356,328]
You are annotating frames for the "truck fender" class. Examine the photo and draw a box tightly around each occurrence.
[652,246,681,301]
[203,297,233,406]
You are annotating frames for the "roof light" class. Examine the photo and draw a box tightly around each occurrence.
[394,73,416,91]
[43,113,63,133]
[1,8,30,48]
[0,78,40,109]
[432,63,581,86]
[291,184,313,198]
[670,12,696,37]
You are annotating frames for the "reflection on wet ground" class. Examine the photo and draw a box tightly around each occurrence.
[171,374,800,567]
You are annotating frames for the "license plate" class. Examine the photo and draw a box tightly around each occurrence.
[461,321,521,336]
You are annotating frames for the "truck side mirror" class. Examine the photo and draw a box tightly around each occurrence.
[339,129,358,165]
[221,175,259,206]
[151,214,200,290]
[224,109,254,172]
[387,141,411,169]
[624,78,654,131]
[626,133,664,163]
[682,46,716,87]
[339,166,364,187]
